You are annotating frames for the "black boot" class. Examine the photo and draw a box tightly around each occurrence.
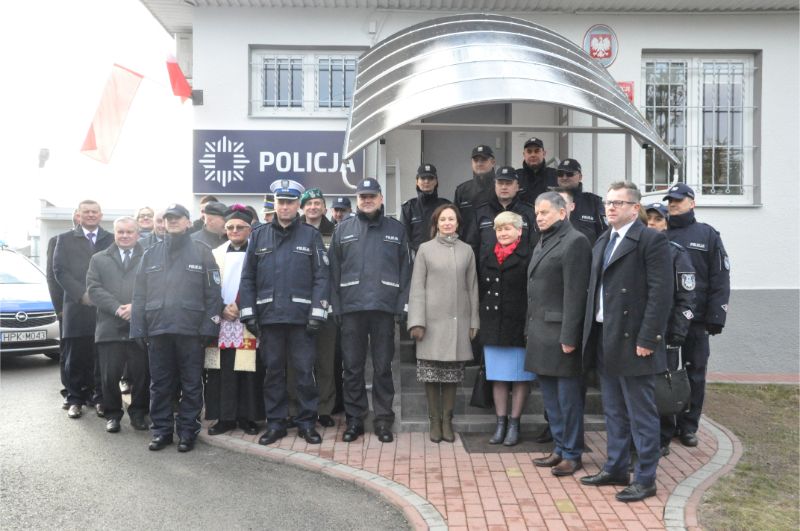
[503,417,520,446]
[489,416,507,444]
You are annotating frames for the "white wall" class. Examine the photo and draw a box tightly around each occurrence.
[192,8,799,290]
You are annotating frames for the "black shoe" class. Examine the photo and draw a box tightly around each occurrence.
[177,439,195,453]
[375,424,394,443]
[680,432,699,447]
[580,470,630,487]
[258,427,287,445]
[298,426,323,444]
[208,420,236,436]
[660,445,671,457]
[95,403,106,418]
[130,416,149,431]
[342,422,364,443]
[285,416,297,429]
[106,418,121,433]
[149,434,173,451]
[615,482,657,502]
[238,420,259,435]
[535,425,553,443]
[318,414,335,427]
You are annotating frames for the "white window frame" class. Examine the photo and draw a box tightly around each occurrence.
[639,53,757,206]
[249,48,361,119]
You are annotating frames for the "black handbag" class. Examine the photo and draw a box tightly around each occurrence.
[654,346,691,416]
[470,364,494,409]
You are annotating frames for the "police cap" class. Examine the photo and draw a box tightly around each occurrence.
[270,179,305,200]
[332,197,352,210]
[523,137,544,149]
[645,202,668,218]
[471,145,494,159]
[356,178,382,195]
[416,163,437,179]
[494,166,518,181]
[164,203,190,219]
[663,182,696,201]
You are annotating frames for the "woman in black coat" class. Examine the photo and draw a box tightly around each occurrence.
[479,211,535,446]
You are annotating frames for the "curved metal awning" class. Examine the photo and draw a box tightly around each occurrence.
[344,13,678,166]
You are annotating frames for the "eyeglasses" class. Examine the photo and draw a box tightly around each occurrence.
[557,171,577,178]
[225,225,250,232]
[603,200,637,208]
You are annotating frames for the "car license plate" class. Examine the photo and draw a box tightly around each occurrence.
[1,330,47,342]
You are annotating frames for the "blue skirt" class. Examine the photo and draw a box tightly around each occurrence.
[484,345,536,382]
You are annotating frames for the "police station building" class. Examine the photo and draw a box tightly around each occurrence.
[141,0,798,374]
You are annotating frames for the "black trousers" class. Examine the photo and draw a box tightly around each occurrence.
[661,323,711,440]
[63,336,101,406]
[97,341,149,421]
[204,348,265,422]
[260,324,318,430]
[148,334,204,441]
[341,311,396,426]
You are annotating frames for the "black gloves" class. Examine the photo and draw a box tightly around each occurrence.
[706,323,724,336]
[242,318,260,338]
[306,319,322,336]
[133,338,148,351]
[667,333,686,347]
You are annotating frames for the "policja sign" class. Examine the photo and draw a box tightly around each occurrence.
[193,130,364,195]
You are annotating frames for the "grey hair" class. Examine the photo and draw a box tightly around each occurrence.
[493,211,523,230]
[608,181,642,203]
[535,191,567,210]
[113,216,139,232]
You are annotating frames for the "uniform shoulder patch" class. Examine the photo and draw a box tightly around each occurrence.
[679,273,696,291]
[723,255,730,271]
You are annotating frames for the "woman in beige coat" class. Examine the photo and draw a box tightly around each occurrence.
[408,204,479,443]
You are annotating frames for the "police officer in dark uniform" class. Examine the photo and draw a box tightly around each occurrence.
[239,179,330,446]
[663,183,730,447]
[331,196,352,225]
[515,137,557,203]
[645,203,697,456]
[131,203,223,452]
[400,163,451,255]
[554,158,607,245]
[454,145,497,254]
[330,178,411,443]
[470,166,537,263]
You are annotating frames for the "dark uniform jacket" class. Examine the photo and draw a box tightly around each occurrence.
[191,227,227,249]
[400,187,451,253]
[569,183,607,245]
[666,210,730,328]
[582,221,673,377]
[666,241,696,344]
[86,243,143,343]
[525,220,592,377]
[470,195,538,259]
[453,173,495,251]
[516,161,557,204]
[300,214,336,247]
[238,216,330,326]
[477,240,531,347]
[330,208,411,316]
[130,232,222,339]
[53,226,113,338]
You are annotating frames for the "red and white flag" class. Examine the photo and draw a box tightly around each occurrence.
[81,64,143,163]
[166,54,192,103]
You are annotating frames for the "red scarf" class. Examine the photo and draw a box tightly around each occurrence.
[494,238,520,265]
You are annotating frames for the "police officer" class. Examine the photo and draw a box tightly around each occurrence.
[331,197,352,224]
[262,194,275,224]
[645,202,697,456]
[131,203,223,452]
[454,145,497,254]
[239,179,330,446]
[515,137,557,203]
[471,166,537,263]
[554,159,607,245]
[400,163,451,255]
[663,183,730,447]
[330,178,411,443]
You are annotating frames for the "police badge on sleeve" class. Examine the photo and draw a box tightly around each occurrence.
[209,269,221,286]
[679,272,696,291]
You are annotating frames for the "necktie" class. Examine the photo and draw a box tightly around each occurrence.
[123,250,131,270]
[86,232,96,248]
[603,232,619,269]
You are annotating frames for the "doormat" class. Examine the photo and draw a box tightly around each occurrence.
[459,431,593,454]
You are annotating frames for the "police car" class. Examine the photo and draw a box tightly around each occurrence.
[0,244,60,360]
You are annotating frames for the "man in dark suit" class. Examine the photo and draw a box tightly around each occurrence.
[86,217,149,433]
[525,192,592,477]
[580,182,673,503]
[53,200,114,419]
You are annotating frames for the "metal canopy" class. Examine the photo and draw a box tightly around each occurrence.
[344,13,679,166]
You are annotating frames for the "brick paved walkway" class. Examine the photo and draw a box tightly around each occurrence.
[200,418,725,530]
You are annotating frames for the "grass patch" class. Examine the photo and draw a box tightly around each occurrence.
[698,383,799,531]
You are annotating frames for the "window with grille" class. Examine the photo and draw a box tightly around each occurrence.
[262,57,303,108]
[318,57,356,108]
[641,54,757,204]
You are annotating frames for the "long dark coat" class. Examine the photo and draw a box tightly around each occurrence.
[86,243,143,343]
[582,220,673,377]
[478,241,531,347]
[525,221,592,377]
[53,226,113,338]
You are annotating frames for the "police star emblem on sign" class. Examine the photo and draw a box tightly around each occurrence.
[198,136,251,188]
